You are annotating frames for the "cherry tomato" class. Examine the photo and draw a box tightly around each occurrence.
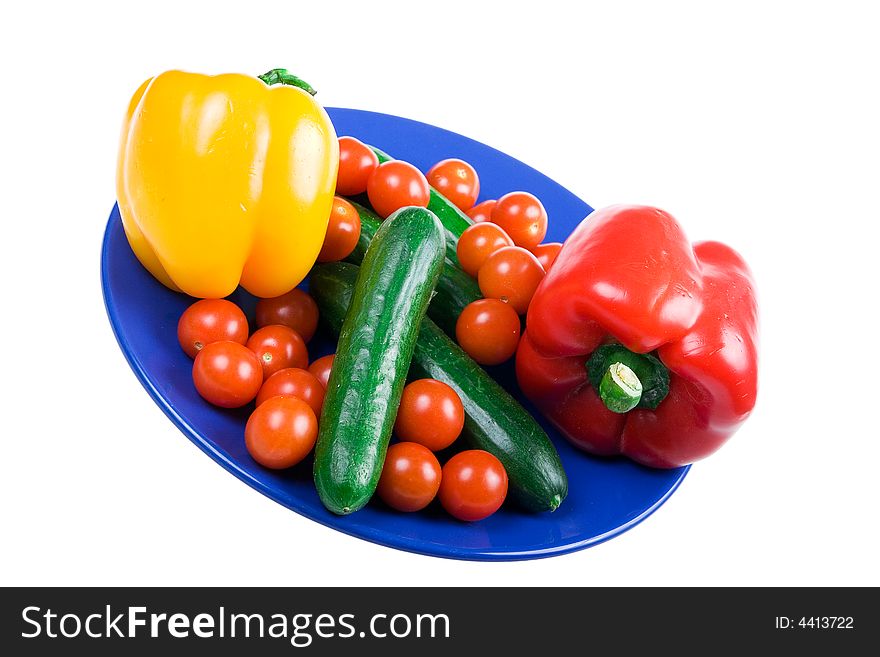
[177,299,248,359]
[245,396,318,469]
[255,288,319,342]
[456,222,514,278]
[246,325,309,380]
[465,199,497,224]
[336,136,379,196]
[366,160,430,219]
[308,354,335,389]
[478,246,545,314]
[426,158,480,211]
[531,242,563,271]
[438,450,508,521]
[256,367,325,418]
[377,442,442,512]
[394,379,465,451]
[491,191,548,250]
[317,196,362,263]
[192,341,263,408]
[455,299,521,365]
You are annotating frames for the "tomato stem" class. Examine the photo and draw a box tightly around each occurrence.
[258,68,317,96]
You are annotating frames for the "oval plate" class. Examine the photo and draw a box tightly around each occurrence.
[102,107,688,561]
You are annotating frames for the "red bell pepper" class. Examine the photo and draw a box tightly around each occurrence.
[516,205,758,468]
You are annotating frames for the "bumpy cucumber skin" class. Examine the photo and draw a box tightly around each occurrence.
[345,200,481,336]
[370,147,473,268]
[313,208,445,515]
[310,262,568,513]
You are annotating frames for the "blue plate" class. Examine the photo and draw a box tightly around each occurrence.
[101,107,688,561]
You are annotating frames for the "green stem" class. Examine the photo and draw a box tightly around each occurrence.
[586,344,670,414]
[257,68,317,96]
[599,363,643,413]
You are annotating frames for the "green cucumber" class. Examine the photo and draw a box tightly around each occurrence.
[345,200,481,336]
[310,261,568,513]
[370,146,473,267]
[314,207,445,515]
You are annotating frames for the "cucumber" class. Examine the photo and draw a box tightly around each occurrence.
[313,207,445,515]
[310,261,568,513]
[370,146,473,267]
[345,200,481,336]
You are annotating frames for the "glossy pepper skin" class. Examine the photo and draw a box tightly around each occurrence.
[516,205,758,468]
[117,70,338,299]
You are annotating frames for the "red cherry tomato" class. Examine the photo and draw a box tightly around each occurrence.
[336,136,379,196]
[466,199,497,223]
[366,160,430,219]
[491,191,548,250]
[394,379,465,451]
[256,367,325,418]
[438,450,508,521]
[377,442,442,512]
[245,396,318,469]
[456,222,514,278]
[531,242,563,271]
[177,299,248,359]
[318,196,362,263]
[455,299,521,366]
[246,325,309,380]
[478,246,545,314]
[308,354,335,389]
[426,158,480,211]
[192,341,263,408]
[255,288,319,342]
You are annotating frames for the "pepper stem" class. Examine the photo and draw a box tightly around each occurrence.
[599,363,643,413]
[586,343,671,413]
[258,68,317,96]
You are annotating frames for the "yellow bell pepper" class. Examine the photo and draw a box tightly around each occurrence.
[116,69,339,299]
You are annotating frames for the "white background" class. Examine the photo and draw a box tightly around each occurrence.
[1,1,877,587]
